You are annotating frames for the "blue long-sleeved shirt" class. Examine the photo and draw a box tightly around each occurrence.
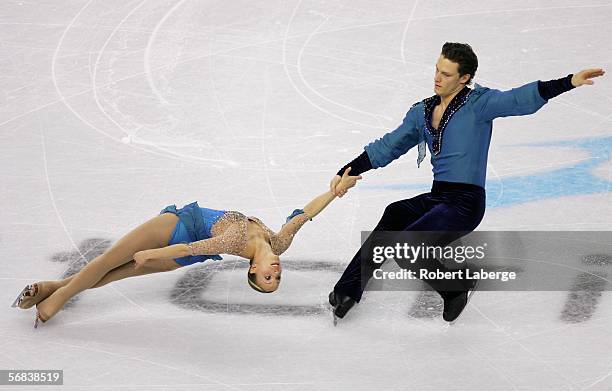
[363,81,548,188]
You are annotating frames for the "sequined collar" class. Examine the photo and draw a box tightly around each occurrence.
[423,86,472,155]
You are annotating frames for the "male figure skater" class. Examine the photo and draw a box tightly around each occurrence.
[328,42,605,323]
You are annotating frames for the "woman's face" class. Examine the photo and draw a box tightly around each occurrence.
[251,253,282,292]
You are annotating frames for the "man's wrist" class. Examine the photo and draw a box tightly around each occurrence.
[538,74,574,100]
[336,151,372,177]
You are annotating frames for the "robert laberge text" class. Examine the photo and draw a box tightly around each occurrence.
[373,268,516,282]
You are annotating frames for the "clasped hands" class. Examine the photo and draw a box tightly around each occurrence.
[330,167,363,198]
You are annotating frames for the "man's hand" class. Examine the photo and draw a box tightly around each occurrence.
[571,68,605,87]
[330,167,362,197]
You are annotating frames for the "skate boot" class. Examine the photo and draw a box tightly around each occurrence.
[11,284,38,308]
[328,291,356,325]
[441,278,479,324]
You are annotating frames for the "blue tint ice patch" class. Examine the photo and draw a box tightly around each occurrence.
[364,136,611,208]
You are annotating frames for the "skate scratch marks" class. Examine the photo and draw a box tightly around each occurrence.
[50,0,237,166]
[92,0,149,148]
[44,339,242,391]
[39,116,87,266]
[399,0,419,76]
[295,0,390,128]
[282,0,380,129]
[470,303,576,388]
[144,0,190,107]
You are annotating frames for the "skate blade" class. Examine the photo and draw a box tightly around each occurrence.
[328,294,339,326]
[449,279,479,326]
[466,279,479,302]
[10,285,30,308]
[33,311,47,329]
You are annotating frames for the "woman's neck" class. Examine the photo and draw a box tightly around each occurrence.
[252,237,273,259]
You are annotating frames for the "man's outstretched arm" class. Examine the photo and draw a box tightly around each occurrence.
[539,68,605,99]
[475,68,605,122]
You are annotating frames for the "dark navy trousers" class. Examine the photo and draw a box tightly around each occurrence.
[334,181,486,302]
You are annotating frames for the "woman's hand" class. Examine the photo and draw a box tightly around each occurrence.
[330,175,342,195]
[571,68,605,87]
[334,167,363,198]
[134,250,153,270]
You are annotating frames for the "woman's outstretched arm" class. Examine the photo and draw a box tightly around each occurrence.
[303,167,362,219]
[272,168,362,255]
[134,231,238,268]
[135,244,190,265]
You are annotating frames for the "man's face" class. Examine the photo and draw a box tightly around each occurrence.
[434,55,470,97]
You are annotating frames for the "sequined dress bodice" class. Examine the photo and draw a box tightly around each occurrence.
[188,211,310,258]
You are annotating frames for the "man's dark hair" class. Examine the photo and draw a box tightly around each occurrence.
[441,42,478,85]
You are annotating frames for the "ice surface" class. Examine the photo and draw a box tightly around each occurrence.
[1,0,611,390]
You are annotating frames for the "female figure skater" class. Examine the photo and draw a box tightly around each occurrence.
[12,168,362,327]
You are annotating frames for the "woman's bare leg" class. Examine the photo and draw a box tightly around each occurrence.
[18,259,181,309]
[91,259,181,287]
[35,213,179,322]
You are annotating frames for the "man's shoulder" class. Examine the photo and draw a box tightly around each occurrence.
[472,83,494,93]
[406,100,426,123]
[466,83,492,104]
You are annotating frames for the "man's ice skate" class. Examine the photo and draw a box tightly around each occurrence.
[441,278,479,324]
[328,291,356,326]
